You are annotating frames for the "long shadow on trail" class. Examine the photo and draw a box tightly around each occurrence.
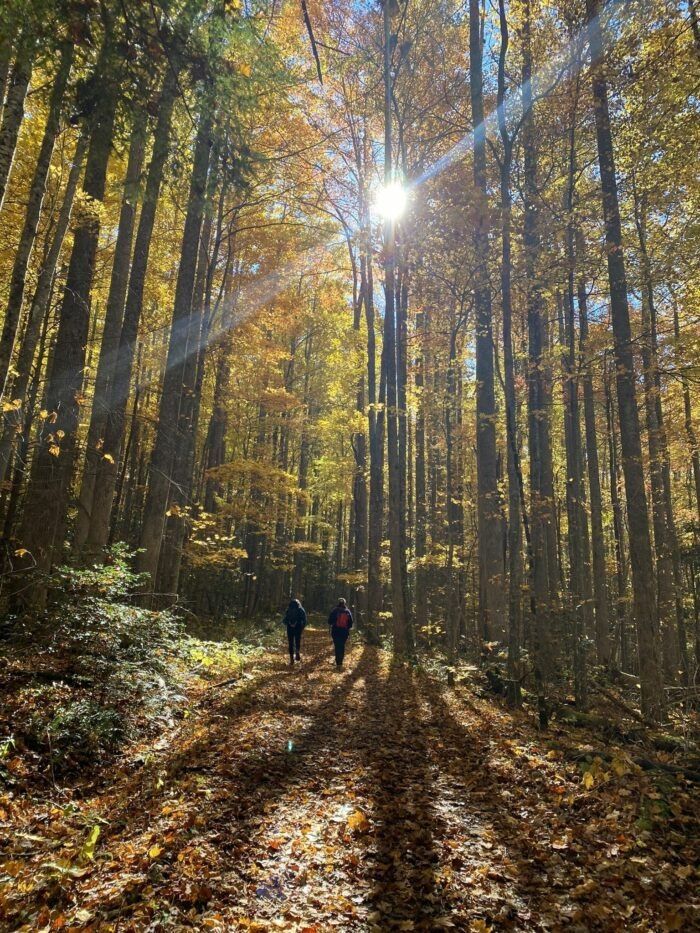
[418,675,585,926]
[67,634,332,852]
[146,644,375,913]
[49,642,373,924]
[357,658,450,928]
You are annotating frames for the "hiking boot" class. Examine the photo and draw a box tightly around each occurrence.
[289,657,295,665]
[295,654,301,662]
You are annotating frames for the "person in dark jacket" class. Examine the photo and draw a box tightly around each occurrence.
[328,597,353,668]
[283,598,307,664]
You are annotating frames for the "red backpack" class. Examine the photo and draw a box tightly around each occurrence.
[335,608,351,629]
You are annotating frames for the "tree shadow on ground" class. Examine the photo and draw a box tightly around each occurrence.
[357,656,450,929]
[417,673,591,925]
[63,642,376,923]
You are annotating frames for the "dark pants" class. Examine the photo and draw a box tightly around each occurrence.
[287,625,302,659]
[332,630,349,665]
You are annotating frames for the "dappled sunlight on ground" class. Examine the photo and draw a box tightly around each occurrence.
[1,630,698,930]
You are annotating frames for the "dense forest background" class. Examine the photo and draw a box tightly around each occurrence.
[0,0,699,725]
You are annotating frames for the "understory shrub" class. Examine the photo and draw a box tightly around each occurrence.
[1,546,183,776]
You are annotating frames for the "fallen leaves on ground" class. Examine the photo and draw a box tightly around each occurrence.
[1,630,698,930]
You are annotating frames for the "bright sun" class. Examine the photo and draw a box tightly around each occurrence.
[374,181,408,221]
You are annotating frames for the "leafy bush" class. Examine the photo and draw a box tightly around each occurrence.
[45,699,125,769]
[3,546,184,776]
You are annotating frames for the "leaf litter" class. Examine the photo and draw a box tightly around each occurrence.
[1,628,698,930]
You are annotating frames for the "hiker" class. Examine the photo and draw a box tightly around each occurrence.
[283,598,307,664]
[328,597,353,668]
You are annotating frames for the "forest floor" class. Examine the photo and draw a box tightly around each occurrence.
[1,626,699,932]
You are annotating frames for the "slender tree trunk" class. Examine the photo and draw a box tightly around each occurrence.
[157,163,218,600]
[74,110,147,551]
[1,305,52,554]
[470,0,505,644]
[688,0,700,57]
[204,271,237,512]
[577,268,611,666]
[674,304,700,524]
[0,129,88,483]
[587,0,663,718]
[12,36,119,609]
[86,70,179,555]
[522,0,554,687]
[0,39,73,402]
[396,255,412,630]
[559,290,588,707]
[605,361,631,671]
[382,0,411,654]
[137,103,213,595]
[350,241,368,578]
[0,20,17,113]
[414,308,429,634]
[497,0,522,704]
[292,335,313,597]
[0,28,33,213]
[633,187,688,681]
[365,242,383,641]
[562,104,589,706]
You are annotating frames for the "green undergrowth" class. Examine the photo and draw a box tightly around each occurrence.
[0,549,252,788]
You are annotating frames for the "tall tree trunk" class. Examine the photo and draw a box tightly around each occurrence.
[586,0,663,718]
[1,303,52,553]
[396,253,412,629]
[12,35,119,609]
[562,104,590,707]
[350,239,368,581]
[522,0,554,687]
[382,0,411,654]
[0,38,73,402]
[203,270,237,513]
[633,186,688,681]
[0,19,18,114]
[605,361,631,671]
[577,265,611,666]
[157,165,218,601]
[497,0,522,705]
[674,304,700,524]
[86,70,180,555]
[364,237,383,641]
[136,103,213,595]
[559,291,588,707]
[0,129,88,483]
[470,0,505,643]
[445,323,463,659]
[0,28,33,213]
[414,307,429,635]
[74,110,147,551]
[292,335,313,597]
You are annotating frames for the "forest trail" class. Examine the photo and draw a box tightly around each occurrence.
[2,629,698,931]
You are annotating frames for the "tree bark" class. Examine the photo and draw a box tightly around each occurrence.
[74,109,147,552]
[136,103,213,595]
[0,38,73,402]
[382,0,412,654]
[577,269,611,666]
[586,0,663,718]
[0,129,88,484]
[522,0,554,684]
[86,70,180,555]
[12,34,119,609]
[497,0,522,705]
[470,0,505,643]
[0,28,33,213]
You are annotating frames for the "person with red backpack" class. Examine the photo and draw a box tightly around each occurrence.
[328,597,353,668]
